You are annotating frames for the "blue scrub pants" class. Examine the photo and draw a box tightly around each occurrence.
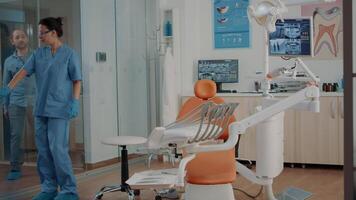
[8,105,26,171]
[35,117,77,195]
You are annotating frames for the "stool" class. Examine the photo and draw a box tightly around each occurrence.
[94,136,147,200]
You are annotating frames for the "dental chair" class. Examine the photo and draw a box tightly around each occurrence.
[145,80,236,169]
[131,80,238,200]
[178,80,237,200]
[177,81,320,200]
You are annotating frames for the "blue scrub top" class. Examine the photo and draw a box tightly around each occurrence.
[3,51,33,108]
[23,44,82,119]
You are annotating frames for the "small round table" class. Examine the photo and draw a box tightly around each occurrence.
[94,136,147,200]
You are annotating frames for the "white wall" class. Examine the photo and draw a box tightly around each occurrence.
[164,0,343,94]
[81,0,118,164]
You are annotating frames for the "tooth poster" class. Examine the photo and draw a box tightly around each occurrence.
[301,0,343,60]
[213,0,250,49]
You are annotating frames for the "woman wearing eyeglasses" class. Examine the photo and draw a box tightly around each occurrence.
[0,17,81,200]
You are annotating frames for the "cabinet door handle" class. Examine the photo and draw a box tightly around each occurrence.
[331,100,336,119]
[340,100,344,119]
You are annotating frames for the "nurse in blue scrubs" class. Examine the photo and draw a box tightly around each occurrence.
[0,17,81,200]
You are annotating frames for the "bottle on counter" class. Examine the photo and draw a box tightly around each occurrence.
[338,78,344,92]
[333,83,338,92]
[322,83,327,92]
[326,83,332,92]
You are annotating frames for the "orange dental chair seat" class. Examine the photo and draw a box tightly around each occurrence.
[177,80,236,185]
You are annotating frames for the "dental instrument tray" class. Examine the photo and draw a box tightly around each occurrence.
[147,102,239,149]
[126,168,179,189]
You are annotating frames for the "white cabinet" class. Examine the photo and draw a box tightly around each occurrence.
[295,97,340,164]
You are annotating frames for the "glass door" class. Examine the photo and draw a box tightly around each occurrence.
[0,0,38,197]
[0,0,38,164]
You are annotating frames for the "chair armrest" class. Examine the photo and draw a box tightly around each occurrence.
[177,154,196,187]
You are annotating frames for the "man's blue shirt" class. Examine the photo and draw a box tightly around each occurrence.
[3,50,33,108]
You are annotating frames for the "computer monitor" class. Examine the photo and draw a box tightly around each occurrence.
[269,17,314,57]
[198,59,239,93]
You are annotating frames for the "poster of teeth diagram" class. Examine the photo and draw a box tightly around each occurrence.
[301,0,343,60]
[213,0,250,49]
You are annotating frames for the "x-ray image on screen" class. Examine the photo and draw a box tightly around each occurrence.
[269,18,313,57]
[198,59,239,93]
[198,59,238,83]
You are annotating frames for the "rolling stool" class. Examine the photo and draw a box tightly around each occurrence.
[94,136,147,200]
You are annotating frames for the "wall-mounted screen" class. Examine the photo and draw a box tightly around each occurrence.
[269,18,314,57]
[198,59,238,92]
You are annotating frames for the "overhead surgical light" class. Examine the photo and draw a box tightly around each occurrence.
[248,0,286,32]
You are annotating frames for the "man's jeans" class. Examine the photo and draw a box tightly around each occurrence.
[8,105,26,171]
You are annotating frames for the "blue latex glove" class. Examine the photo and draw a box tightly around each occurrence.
[0,86,11,105]
[68,99,80,119]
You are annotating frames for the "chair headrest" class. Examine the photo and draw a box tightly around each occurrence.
[194,80,216,100]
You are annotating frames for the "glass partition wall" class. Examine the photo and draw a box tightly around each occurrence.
[0,0,83,197]
[0,0,38,163]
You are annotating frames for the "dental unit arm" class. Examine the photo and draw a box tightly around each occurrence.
[267,58,320,83]
[185,84,320,154]
[183,84,319,199]
[182,61,320,192]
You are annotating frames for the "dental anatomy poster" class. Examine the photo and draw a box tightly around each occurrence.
[301,0,343,60]
[213,0,250,48]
